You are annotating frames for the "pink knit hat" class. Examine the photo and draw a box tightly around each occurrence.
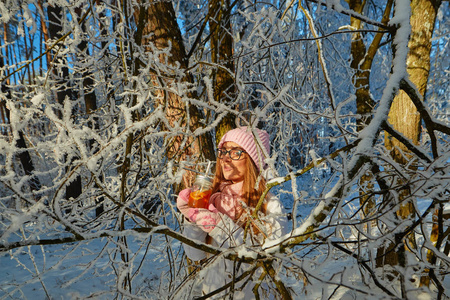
[218,127,270,171]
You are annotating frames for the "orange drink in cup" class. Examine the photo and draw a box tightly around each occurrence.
[188,175,212,209]
[188,189,212,209]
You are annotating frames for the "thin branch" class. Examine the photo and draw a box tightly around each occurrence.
[188,267,256,300]
[0,224,219,256]
[400,78,450,158]
[381,120,433,163]
[186,0,240,60]
[298,1,336,111]
[306,0,394,30]
[362,0,394,70]
[227,29,389,64]
[262,261,293,299]
[400,79,449,160]
[331,242,399,298]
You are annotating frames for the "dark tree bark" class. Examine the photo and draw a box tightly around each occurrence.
[134,0,215,189]
[75,4,104,216]
[209,0,237,142]
[347,0,393,220]
[47,3,82,202]
[0,37,41,199]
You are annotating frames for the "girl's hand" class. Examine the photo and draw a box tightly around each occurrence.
[187,205,220,233]
[176,188,192,219]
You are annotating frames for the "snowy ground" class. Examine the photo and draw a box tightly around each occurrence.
[2,235,444,299]
[1,234,169,299]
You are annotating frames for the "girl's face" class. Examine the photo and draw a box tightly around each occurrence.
[219,142,247,183]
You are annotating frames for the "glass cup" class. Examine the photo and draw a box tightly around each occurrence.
[188,175,212,209]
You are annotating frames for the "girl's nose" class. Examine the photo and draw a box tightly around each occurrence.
[222,154,232,162]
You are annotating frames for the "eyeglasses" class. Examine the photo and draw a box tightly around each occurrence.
[217,148,246,160]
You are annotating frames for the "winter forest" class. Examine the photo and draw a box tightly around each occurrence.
[0,0,449,299]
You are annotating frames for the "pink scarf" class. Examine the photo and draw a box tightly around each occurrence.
[209,181,244,221]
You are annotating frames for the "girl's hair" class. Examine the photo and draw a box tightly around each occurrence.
[211,153,267,217]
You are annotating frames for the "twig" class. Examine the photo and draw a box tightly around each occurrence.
[305,0,393,30]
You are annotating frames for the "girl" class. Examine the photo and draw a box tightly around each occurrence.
[177,127,287,299]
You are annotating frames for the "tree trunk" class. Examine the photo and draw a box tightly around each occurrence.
[47,3,82,203]
[75,4,104,216]
[0,31,41,202]
[348,0,374,222]
[386,0,439,159]
[135,1,215,189]
[37,0,52,69]
[347,0,393,221]
[382,0,440,277]
[209,0,236,142]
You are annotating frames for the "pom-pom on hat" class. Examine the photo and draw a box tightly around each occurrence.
[218,127,270,171]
